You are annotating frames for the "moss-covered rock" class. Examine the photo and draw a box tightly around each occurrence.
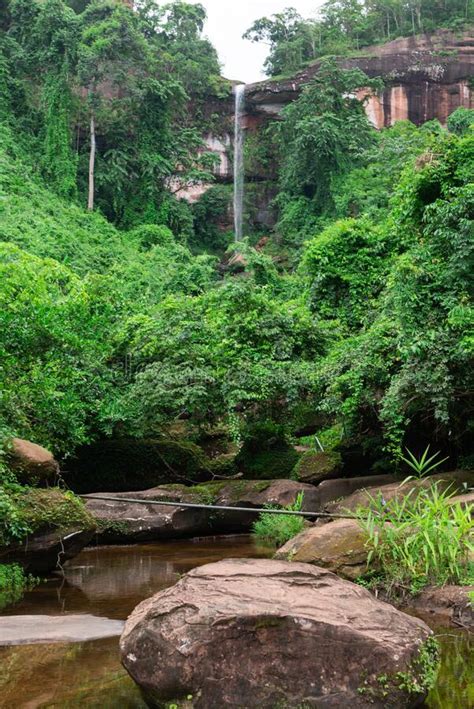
[292,450,342,484]
[67,439,213,493]
[13,488,95,536]
[0,487,96,574]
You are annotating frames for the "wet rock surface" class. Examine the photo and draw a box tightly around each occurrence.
[121,558,434,709]
[403,585,474,629]
[85,479,319,544]
[0,614,124,646]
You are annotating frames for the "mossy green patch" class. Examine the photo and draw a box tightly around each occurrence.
[8,487,95,539]
[292,450,342,484]
[358,636,440,703]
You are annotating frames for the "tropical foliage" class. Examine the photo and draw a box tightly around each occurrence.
[0,0,472,483]
[356,484,474,595]
[245,0,473,76]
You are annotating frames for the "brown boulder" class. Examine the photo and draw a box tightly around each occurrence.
[327,469,474,515]
[448,491,474,512]
[275,518,369,580]
[85,479,319,544]
[314,474,398,509]
[8,438,59,485]
[121,558,435,709]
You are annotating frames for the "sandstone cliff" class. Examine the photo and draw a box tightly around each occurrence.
[245,29,473,130]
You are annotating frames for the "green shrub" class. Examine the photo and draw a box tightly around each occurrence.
[0,562,38,610]
[236,422,300,480]
[447,107,474,136]
[0,485,95,546]
[302,217,389,329]
[0,485,31,546]
[356,483,474,595]
[252,492,305,547]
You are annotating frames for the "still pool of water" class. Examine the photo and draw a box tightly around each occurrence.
[0,536,472,708]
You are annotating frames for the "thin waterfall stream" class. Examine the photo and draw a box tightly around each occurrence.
[233,84,245,240]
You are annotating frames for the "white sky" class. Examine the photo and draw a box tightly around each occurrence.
[185,1,325,83]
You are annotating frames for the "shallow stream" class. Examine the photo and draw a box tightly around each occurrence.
[0,537,472,708]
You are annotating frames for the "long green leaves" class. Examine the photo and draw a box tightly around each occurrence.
[401,445,449,479]
[252,492,305,547]
[356,483,473,594]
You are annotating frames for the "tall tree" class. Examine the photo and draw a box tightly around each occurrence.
[77,0,148,210]
[278,60,380,210]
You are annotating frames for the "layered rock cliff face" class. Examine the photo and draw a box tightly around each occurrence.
[245,29,473,130]
[200,29,473,191]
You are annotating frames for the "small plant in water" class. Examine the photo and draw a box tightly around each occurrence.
[252,492,305,547]
[401,445,448,481]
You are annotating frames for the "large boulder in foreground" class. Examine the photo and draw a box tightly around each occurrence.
[121,559,436,709]
[85,479,319,544]
[8,438,59,485]
[275,518,369,580]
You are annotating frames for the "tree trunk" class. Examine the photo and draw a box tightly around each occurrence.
[88,109,96,211]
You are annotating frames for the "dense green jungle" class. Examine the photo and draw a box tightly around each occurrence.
[0,1,473,706]
[1,0,472,485]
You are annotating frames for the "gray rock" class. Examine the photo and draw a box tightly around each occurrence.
[0,614,124,646]
[0,528,95,574]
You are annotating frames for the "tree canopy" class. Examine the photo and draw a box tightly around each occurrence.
[244,0,473,76]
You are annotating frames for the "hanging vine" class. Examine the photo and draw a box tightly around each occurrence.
[41,67,77,199]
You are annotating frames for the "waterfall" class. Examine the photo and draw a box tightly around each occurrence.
[233,84,245,241]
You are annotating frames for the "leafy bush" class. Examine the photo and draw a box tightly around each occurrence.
[447,107,474,136]
[309,133,474,458]
[0,242,115,454]
[252,492,305,547]
[0,485,95,546]
[356,484,474,595]
[192,185,233,254]
[0,562,37,610]
[302,218,389,328]
[0,484,31,546]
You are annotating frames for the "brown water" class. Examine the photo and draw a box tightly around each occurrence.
[0,537,471,708]
[0,536,269,708]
